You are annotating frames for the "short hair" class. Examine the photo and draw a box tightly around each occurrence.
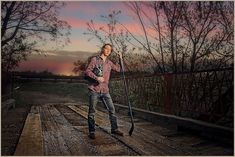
[101,43,113,53]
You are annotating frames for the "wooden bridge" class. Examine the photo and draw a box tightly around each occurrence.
[3,68,233,155]
[14,102,233,156]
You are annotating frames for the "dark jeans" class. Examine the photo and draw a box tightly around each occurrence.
[88,90,118,133]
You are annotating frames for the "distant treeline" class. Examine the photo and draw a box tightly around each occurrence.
[13,70,57,76]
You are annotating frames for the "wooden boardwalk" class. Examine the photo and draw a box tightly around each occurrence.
[14,103,233,156]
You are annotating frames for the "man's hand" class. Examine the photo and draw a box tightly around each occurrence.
[97,77,104,83]
[117,51,123,59]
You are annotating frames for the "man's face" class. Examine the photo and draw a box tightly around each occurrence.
[102,45,112,57]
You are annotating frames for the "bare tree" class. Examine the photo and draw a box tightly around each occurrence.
[1,1,71,72]
[180,1,233,71]
[84,10,138,71]
[83,1,233,74]
[126,1,233,72]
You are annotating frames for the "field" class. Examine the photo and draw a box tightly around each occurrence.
[14,82,89,106]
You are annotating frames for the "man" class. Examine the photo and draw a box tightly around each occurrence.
[85,43,124,139]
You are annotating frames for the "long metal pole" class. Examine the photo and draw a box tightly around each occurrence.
[119,56,134,136]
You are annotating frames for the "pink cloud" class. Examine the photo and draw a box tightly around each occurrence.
[64,2,102,14]
[65,17,87,29]
[63,17,109,30]
[65,17,158,39]
[60,1,159,36]
[120,22,144,36]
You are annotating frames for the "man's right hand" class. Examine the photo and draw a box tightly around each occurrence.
[97,77,104,83]
[117,51,123,59]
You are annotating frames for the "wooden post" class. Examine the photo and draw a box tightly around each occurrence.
[164,74,173,114]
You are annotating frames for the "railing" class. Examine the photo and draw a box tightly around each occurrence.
[12,68,233,127]
[109,68,233,127]
[14,74,86,83]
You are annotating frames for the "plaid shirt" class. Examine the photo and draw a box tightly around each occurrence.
[85,56,120,93]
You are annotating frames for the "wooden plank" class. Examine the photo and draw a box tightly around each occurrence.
[117,109,233,156]
[119,115,201,155]
[57,105,138,156]
[116,121,192,156]
[113,103,233,140]
[43,131,71,156]
[41,104,98,156]
[91,105,217,155]
[14,110,43,156]
[47,104,233,156]
[68,105,109,126]
[97,143,126,155]
[169,134,205,146]
[67,105,157,155]
[40,105,73,155]
[41,105,59,132]
[68,105,190,155]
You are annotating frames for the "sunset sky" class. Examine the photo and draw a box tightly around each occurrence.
[10,1,233,75]
[16,1,145,76]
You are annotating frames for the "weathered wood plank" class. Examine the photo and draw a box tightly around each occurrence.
[15,103,232,156]
[97,143,127,155]
[41,105,74,155]
[68,105,109,126]
[114,103,233,142]
[43,131,71,156]
[41,104,99,156]
[60,105,138,156]
[68,105,191,155]
[116,121,192,156]
[14,110,43,156]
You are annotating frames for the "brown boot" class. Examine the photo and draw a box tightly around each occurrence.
[111,130,124,136]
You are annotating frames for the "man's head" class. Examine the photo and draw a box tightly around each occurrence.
[101,43,112,57]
